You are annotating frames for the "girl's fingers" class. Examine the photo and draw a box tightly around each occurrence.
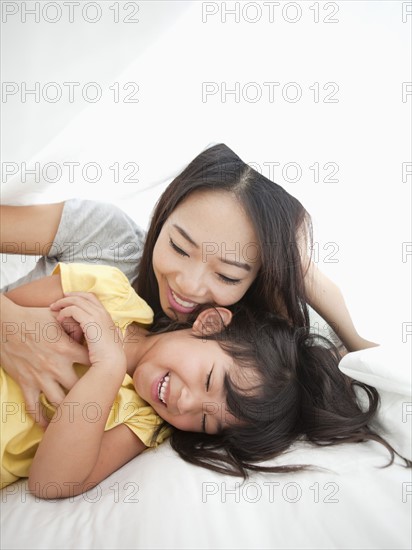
[60,317,84,343]
[50,294,94,311]
[49,293,116,351]
[55,305,91,327]
[50,296,99,322]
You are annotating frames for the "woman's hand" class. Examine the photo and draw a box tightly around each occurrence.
[50,292,126,373]
[303,260,378,352]
[1,295,88,427]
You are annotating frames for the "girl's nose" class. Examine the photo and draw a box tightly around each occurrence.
[177,387,198,415]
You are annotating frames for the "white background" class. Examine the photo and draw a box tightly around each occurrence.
[1,0,411,347]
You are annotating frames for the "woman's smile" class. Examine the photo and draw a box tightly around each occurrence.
[167,286,199,314]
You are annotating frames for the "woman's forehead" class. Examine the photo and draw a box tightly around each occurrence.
[168,190,259,250]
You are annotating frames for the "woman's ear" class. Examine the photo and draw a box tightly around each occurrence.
[192,307,233,337]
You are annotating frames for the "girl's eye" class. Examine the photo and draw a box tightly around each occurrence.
[205,367,213,391]
[202,367,213,433]
[218,274,241,285]
[169,238,188,257]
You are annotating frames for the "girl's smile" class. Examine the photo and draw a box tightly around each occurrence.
[153,371,170,405]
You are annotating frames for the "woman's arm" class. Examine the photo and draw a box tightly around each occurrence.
[304,260,378,352]
[1,276,89,426]
[1,202,84,423]
[28,292,147,499]
[0,203,64,255]
[4,273,64,306]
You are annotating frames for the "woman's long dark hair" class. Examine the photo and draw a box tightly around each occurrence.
[136,143,311,327]
[151,305,411,478]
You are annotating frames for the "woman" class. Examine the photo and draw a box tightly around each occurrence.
[0,143,376,425]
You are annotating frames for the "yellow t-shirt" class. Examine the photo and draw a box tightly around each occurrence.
[1,263,170,489]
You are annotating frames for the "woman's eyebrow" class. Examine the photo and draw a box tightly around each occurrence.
[219,257,252,272]
[173,224,199,248]
[173,223,252,272]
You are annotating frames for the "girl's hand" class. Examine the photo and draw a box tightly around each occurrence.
[50,292,126,373]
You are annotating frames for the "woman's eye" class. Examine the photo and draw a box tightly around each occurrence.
[169,238,188,257]
[218,274,241,285]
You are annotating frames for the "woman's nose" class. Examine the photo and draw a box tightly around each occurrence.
[175,267,207,300]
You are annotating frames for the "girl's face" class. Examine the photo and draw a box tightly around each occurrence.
[152,190,261,320]
[132,329,241,434]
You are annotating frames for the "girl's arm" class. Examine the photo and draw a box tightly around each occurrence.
[304,260,378,352]
[28,292,148,499]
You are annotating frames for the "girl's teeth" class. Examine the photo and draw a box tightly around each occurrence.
[158,374,170,405]
[171,290,196,308]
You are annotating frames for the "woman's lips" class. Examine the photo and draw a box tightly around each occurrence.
[167,286,198,314]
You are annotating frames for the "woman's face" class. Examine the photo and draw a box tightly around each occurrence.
[152,190,261,320]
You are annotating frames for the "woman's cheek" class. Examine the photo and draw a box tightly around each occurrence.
[214,285,248,307]
[152,240,169,278]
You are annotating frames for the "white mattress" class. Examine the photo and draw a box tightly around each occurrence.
[1,439,411,550]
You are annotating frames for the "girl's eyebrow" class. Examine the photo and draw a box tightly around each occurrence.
[173,224,252,272]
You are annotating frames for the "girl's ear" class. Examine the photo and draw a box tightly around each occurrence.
[192,307,233,336]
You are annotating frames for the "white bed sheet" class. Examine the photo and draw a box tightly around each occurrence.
[1,440,411,550]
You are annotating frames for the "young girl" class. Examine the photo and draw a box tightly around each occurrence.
[1,143,376,424]
[1,263,406,500]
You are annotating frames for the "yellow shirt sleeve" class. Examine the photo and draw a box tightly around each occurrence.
[52,263,153,331]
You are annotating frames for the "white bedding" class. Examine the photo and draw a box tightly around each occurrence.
[1,439,410,550]
[1,1,411,548]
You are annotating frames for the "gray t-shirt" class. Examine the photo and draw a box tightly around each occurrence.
[1,199,146,292]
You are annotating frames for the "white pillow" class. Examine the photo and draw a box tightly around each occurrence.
[339,345,412,461]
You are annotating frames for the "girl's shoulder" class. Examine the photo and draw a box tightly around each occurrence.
[53,262,153,328]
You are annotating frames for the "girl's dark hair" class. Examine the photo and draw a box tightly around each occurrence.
[136,143,311,327]
[151,305,411,478]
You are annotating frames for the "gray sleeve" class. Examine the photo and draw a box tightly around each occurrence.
[1,199,145,292]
